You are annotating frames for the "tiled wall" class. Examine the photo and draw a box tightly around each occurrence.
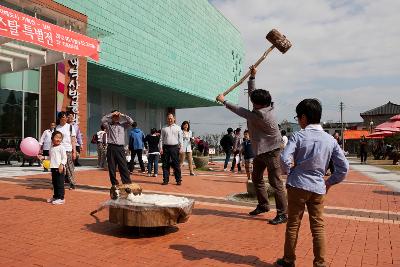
[55,0,244,104]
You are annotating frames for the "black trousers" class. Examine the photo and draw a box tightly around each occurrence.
[107,144,132,186]
[51,168,65,200]
[360,151,367,162]
[328,159,334,174]
[162,145,181,183]
[231,151,242,171]
[129,149,145,172]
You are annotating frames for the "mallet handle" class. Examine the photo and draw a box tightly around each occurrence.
[222,45,275,97]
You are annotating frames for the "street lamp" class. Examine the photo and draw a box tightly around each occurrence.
[369,120,374,133]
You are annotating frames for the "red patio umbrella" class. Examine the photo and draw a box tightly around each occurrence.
[366,131,396,139]
[374,127,400,132]
[375,114,400,131]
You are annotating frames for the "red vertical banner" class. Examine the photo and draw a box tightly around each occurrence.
[56,62,65,114]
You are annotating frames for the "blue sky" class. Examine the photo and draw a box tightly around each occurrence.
[177,0,400,135]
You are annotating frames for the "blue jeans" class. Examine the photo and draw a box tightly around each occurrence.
[224,150,232,169]
[147,154,159,174]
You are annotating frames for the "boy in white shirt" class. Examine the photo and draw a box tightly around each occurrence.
[39,131,67,205]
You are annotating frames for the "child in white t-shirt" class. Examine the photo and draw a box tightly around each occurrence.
[40,131,67,205]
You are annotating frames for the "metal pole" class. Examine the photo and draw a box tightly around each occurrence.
[22,71,25,138]
[340,102,344,150]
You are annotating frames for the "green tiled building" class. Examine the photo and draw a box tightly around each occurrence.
[54,0,243,154]
[56,0,244,108]
[0,0,243,156]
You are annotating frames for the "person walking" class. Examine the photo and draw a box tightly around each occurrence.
[67,111,83,167]
[241,129,255,181]
[180,121,195,176]
[160,113,183,185]
[360,135,368,164]
[96,125,107,168]
[328,132,343,174]
[101,110,133,186]
[128,122,146,173]
[231,128,242,173]
[216,65,288,225]
[56,111,77,190]
[220,128,234,171]
[39,122,56,172]
[145,128,160,177]
[276,99,349,267]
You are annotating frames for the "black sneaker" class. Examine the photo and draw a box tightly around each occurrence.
[176,181,182,185]
[249,206,269,216]
[69,184,76,190]
[161,181,168,185]
[276,258,295,267]
[268,214,288,225]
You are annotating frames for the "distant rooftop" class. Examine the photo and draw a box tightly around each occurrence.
[360,101,400,117]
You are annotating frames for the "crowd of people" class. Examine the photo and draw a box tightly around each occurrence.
[96,112,198,188]
[36,65,352,267]
[38,110,202,205]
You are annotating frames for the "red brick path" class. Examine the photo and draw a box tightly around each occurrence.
[0,164,399,266]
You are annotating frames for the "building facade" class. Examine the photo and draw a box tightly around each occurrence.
[0,0,244,157]
[360,101,400,130]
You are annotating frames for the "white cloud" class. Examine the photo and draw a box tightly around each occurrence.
[177,0,400,135]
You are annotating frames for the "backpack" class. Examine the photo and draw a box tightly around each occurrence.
[90,134,97,144]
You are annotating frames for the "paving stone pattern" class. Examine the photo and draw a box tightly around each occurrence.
[0,162,400,266]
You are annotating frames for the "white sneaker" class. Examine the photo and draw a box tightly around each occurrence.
[47,197,55,203]
[153,174,158,177]
[52,199,65,205]
[147,173,152,177]
[223,168,228,172]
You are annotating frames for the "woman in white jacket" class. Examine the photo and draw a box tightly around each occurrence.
[179,121,195,176]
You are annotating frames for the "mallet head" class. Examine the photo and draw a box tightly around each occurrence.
[266,29,292,54]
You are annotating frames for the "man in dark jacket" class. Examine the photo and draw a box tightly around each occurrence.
[217,66,288,225]
[145,128,161,177]
[231,128,242,173]
[128,122,146,173]
[220,128,234,171]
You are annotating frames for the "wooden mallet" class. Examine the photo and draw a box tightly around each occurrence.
[217,29,292,100]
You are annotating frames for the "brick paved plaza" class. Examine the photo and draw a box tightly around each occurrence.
[0,161,399,267]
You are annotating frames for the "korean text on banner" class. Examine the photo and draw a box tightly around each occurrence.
[0,5,100,61]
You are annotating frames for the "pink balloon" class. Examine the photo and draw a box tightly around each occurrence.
[20,137,40,157]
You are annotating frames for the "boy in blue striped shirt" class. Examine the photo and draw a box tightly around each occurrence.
[277,99,349,267]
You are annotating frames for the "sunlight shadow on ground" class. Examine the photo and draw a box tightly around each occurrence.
[170,244,273,266]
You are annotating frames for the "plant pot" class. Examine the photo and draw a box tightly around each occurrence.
[192,156,209,169]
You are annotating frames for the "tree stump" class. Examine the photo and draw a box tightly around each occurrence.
[107,195,195,227]
[193,156,209,169]
[246,179,276,197]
